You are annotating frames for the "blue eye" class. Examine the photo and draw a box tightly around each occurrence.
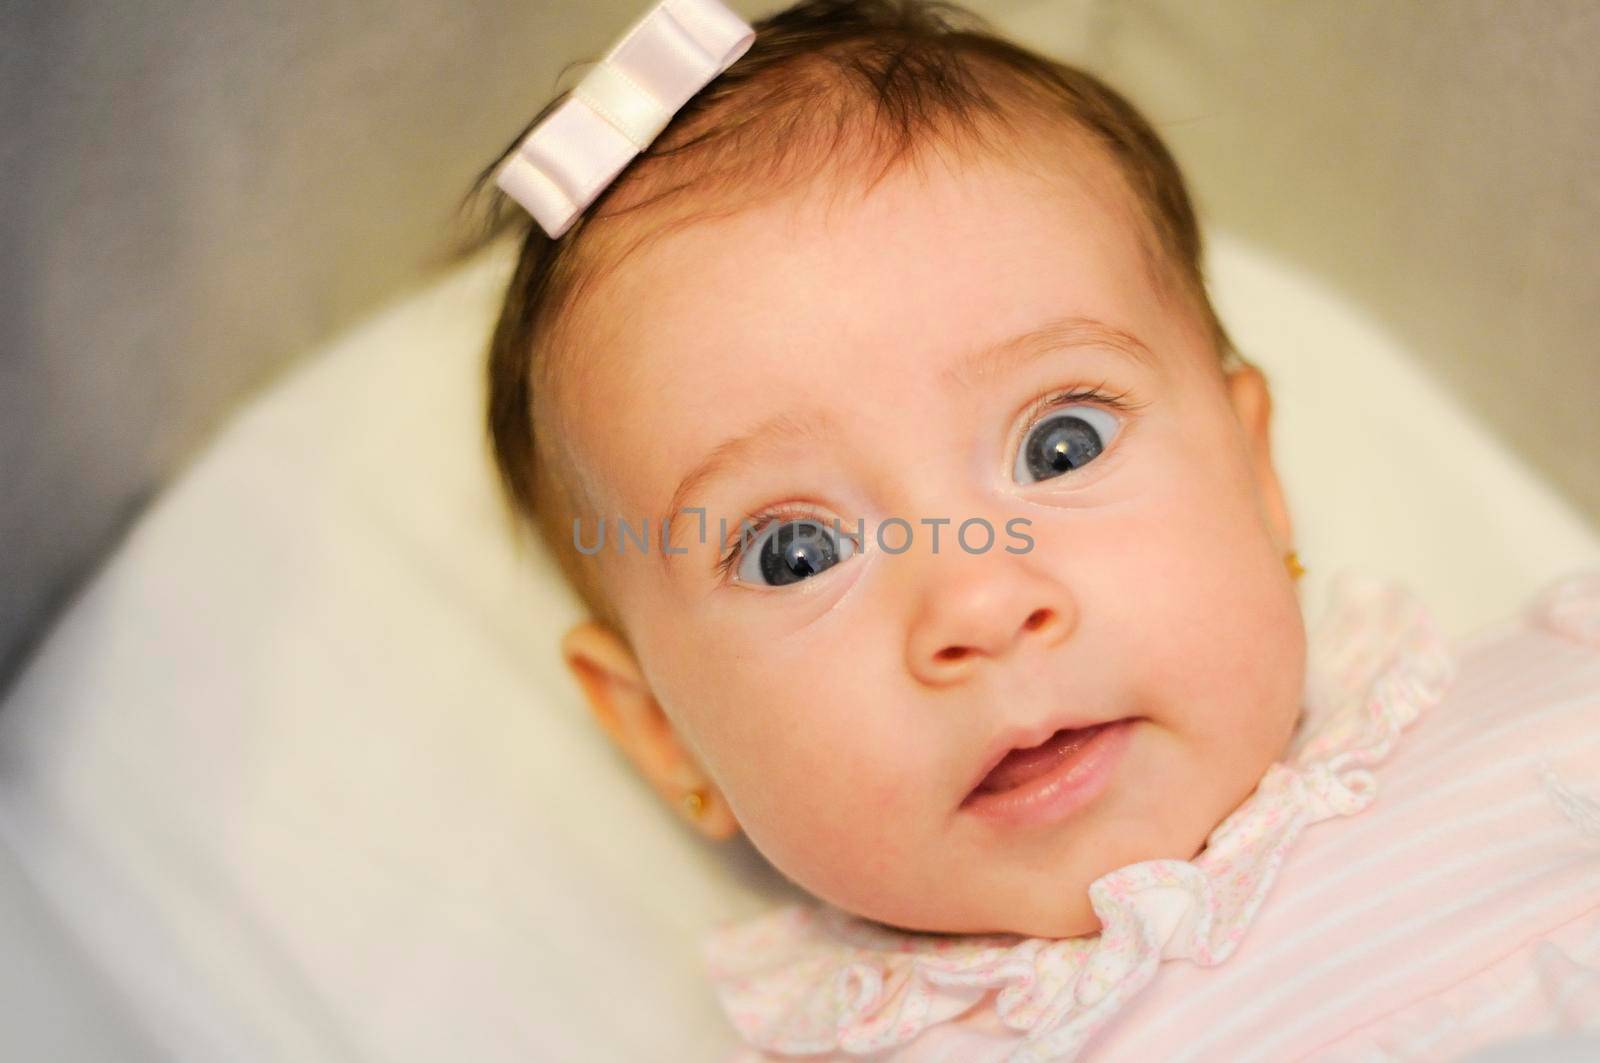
[733,518,857,587]
[1014,405,1120,484]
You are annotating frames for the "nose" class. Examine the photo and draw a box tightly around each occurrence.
[903,547,1076,687]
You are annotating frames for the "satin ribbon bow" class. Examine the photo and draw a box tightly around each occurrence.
[494,0,756,239]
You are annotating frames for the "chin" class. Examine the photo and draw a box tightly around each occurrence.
[929,890,1106,939]
[1025,891,1106,939]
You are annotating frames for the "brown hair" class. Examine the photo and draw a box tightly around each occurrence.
[454,0,1236,639]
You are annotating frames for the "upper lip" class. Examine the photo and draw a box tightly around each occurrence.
[960,713,1120,804]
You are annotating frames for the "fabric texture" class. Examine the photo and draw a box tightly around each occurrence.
[706,567,1600,1060]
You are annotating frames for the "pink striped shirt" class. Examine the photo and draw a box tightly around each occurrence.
[713,569,1600,1060]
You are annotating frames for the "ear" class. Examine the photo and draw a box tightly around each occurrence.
[1223,361,1295,551]
[560,620,740,841]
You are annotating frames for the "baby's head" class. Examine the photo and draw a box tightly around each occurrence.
[472,0,1306,938]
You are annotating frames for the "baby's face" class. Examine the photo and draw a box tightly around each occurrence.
[560,145,1307,937]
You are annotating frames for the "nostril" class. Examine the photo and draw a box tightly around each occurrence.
[935,646,970,662]
[1023,608,1052,631]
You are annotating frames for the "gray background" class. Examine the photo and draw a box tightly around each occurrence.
[2,0,1597,693]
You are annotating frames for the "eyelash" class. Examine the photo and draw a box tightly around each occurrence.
[1016,380,1146,437]
[715,502,851,580]
[714,381,1147,581]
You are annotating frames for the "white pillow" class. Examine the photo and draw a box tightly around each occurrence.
[1,229,1596,1061]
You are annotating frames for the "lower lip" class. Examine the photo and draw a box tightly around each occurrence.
[959,718,1135,828]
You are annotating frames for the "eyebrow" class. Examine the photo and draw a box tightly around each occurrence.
[656,315,1156,560]
[941,315,1159,391]
[658,408,841,560]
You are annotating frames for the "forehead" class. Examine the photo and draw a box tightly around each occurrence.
[559,146,1183,515]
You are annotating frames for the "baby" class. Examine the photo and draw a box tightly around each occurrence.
[464,0,1600,1058]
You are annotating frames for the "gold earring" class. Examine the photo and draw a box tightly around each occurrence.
[681,789,707,817]
[1284,550,1306,581]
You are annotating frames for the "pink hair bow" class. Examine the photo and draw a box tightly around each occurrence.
[494,0,756,239]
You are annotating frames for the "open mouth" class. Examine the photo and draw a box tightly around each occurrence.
[960,718,1135,826]
[968,724,1109,797]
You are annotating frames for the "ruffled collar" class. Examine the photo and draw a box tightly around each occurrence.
[702,569,1458,1060]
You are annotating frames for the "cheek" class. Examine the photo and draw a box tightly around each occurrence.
[1061,425,1305,747]
[660,644,928,859]
[724,711,930,899]
[1140,510,1307,761]
[1134,418,1288,613]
